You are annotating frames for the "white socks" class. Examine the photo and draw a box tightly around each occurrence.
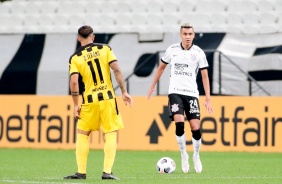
[176,133,187,156]
[176,134,202,158]
[192,137,201,158]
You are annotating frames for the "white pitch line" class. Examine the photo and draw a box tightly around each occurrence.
[0,180,81,184]
[119,176,282,179]
[1,176,282,183]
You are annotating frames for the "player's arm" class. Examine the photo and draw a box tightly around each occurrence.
[201,69,213,114]
[110,61,126,93]
[147,62,167,99]
[70,73,81,118]
[110,61,133,107]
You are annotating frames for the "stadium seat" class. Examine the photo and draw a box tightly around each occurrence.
[115,13,132,26]
[131,2,147,13]
[257,0,274,12]
[242,25,259,34]
[178,0,195,13]
[57,1,85,14]
[210,25,227,33]
[146,13,162,26]
[162,13,180,27]
[0,0,280,34]
[242,13,260,25]
[195,0,226,13]
[9,1,26,15]
[162,2,179,13]
[227,0,257,12]
[40,1,58,14]
[146,2,163,13]
[226,25,243,33]
[116,2,132,13]
[25,2,42,14]
[210,13,227,26]
[260,12,277,25]
[99,15,116,26]
[84,14,102,28]
[100,1,117,14]
[0,14,24,33]
[226,13,243,26]
[68,14,85,29]
[259,25,278,34]
[194,25,212,33]
[276,14,282,30]
[131,13,147,26]
[23,14,39,29]
[128,13,147,32]
[179,13,195,25]
[84,1,101,14]
[0,2,10,15]
[52,14,70,32]
[274,0,282,12]
[188,13,211,27]
[36,14,54,33]
[38,14,54,26]
[163,24,179,33]
[95,25,117,33]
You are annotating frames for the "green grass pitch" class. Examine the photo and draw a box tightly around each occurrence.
[0,149,281,184]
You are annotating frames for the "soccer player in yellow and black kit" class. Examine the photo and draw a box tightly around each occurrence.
[64,25,133,180]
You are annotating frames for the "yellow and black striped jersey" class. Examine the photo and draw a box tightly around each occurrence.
[69,43,117,103]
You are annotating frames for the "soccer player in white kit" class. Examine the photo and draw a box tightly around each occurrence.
[148,23,213,173]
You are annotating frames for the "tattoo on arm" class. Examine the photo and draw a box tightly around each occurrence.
[114,69,126,93]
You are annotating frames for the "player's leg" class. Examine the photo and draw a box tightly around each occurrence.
[185,97,202,173]
[76,130,91,174]
[102,131,120,180]
[100,99,123,180]
[64,129,90,179]
[168,94,189,173]
[189,119,202,173]
[64,103,98,179]
[174,115,189,173]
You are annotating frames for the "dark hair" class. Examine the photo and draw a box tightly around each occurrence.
[78,25,93,38]
[180,23,194,31]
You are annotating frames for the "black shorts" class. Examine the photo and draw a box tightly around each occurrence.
[168,93,200,121]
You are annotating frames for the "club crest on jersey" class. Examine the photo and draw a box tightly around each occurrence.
[171,104,179,112]
[190,54,197,62]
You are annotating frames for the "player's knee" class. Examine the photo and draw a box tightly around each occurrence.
[191,129,201,140]
[175,122,184,136]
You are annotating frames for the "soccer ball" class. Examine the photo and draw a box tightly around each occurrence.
[156,157,176,174]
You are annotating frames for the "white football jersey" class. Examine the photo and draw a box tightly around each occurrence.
[161,43,208,98]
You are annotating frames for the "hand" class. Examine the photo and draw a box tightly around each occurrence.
[122,92,133,108]
[147,86,155,100]
[73,105,81,119]
[203,99,213,115]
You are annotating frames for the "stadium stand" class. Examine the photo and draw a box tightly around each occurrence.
[0,0,281,34]
[0,0,282,96]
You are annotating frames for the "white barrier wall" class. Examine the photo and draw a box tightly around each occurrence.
[0,33,281,96]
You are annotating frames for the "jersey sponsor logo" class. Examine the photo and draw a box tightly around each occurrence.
[92,85,108,92]
[189,108,200,114]
[175,63,188,71]
[174,63,191,76]
[174,71,192,76]
[171,104,179,112]
[174,88,196,94]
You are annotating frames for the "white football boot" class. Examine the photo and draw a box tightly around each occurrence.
[193,156,202,173]
[181,152,189,173]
